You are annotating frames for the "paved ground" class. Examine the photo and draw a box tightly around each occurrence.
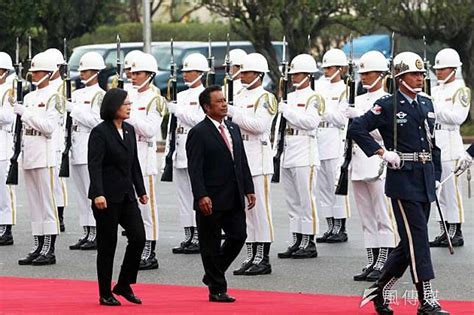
[1,153,473,302]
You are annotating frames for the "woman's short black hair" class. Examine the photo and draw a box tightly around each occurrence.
[100,88,128,121]
[199,85,222,112]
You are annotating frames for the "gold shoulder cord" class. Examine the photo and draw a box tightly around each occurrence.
[150,84,161,96]
[453,86,471,108]
[338,89,348,103]
[2,86,16,107]
[91,91,105,109]
[47,92,65,114]
[306,93,325,115]
[110,75,119,89]
[255,92,277,115]
[146,95,166,116]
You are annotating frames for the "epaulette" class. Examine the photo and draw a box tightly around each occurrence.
[453,86,471,108]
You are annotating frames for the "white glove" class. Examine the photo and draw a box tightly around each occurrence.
[13,104,24,116]
[278,102,289,114]
[66,101,75,113]
[226,105,236,117]
[344,107,362,119]
[456,151,473,173]
[382,151,401,169]
[167,102,177,114]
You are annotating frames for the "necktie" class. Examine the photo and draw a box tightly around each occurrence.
[218,124,233,154]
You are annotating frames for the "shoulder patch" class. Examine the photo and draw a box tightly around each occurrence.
[371,104,383,115]
[454,87,471,108]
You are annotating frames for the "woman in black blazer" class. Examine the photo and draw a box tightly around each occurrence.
[88,88,148,306]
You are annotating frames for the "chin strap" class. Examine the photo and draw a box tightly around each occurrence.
[325,68,341,82]
[184,74,203,87]
[362,74,383,90]
[242,76,260,89]
[400,79,422,94]
[293,76,309,89]
[81,72,98,86]
[438,70,456,86]
[32,73,51,86]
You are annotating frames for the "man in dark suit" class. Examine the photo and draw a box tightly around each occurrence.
[186,85,256,303]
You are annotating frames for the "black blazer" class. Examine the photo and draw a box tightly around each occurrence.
[186,117,254,212]
[88,120,146,203]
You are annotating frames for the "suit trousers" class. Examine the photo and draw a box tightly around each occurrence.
[383,199,434,283]
[437,160,464,223]
[138,175,159,241]
[174,168,196,227]
[92,197,145,297]
[71,164,95,227]
[0,160,15,225]
[196,207,246,295]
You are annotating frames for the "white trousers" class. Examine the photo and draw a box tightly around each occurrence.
[438,160,464,223]
[282,166,319,235]
[24,167,60,235]
[316,158,350,219]
[174,168,196,228]
[246,174,274,242]
[0,160,16,225]
[53,153,68,208]
[71,164,95,227]
[139,175,159,241]
[352,179,397,248]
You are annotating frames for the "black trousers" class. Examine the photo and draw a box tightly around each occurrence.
[196,208,247,294]
[383,199,434,283]
[92,196,145,297]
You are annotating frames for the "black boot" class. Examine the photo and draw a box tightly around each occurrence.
[278,233,302,258]
[429,222,447,247]
[415,281,449,315]
[316,217,333,243]
[245,243,272,275]
[184,227,200,254]
[32,235,57,265]
[70,226,89,250]
[0,225,13,246]
[172,227,193,254]
[292,235,318,258]
[441,223,463,247]
[19,236,44,265]
[366,248,390,282]
[80,226,97,250]
[354,248,378,281]
[58,207,65,232]
[326,218,348,243]
[139,240,159,270]
[360,270,397,315]
[233,243,255,275]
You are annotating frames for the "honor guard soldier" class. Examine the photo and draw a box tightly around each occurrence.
[67,52,106,251]
[277,54,322,259]
[0,52,16,246]
[45,48,68,232]
[351,52,448,315]
[430,48,470,248]
[167,53,207,254]
[228,53,276,275]
[15,52,64,266]
[343,51,396,282]
[316,48,350,244]
[128,52,166,269]
[227,48,247,97]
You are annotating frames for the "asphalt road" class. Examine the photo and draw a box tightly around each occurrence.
[1,153,472,302]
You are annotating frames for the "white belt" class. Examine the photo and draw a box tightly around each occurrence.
[318,121,337,128]
[285,128,314,136]
[25,128,43,137]
[176,126,188,135]
[434,123,459,131]
[241,133,261,142]
[138,136,154,147]
[72,125,91,133]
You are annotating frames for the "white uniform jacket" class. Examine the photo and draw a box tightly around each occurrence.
[0,82,15,161]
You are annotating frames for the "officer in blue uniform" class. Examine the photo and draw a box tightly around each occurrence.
[350,52,448,315]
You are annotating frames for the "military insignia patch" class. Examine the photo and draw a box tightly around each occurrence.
[415,59,423,70]
[456,87,471,107]
[359,62,364,69]
[371,104,382,115]
[396,111,407,119]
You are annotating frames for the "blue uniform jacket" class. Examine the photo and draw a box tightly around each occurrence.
[348,91,441,203]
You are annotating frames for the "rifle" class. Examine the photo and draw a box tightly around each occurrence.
[161,39,178,182]
[224,33,233,109]
[26,36,34,92]
[335,34,355,195]
[422,35,431,96]
[385,32,396,94]
[6,38,24,185]
[206,33,215,87]
[271,36,289,183]
[308,34,315,90]
[116,34,124,89]
[59,38,73,177]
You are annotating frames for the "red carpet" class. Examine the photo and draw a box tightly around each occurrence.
[0,276,472,314]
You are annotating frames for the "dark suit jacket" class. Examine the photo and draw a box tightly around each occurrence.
[88,120,146,203]
[186,117,254,212]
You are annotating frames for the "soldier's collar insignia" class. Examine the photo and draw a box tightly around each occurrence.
[396,111,407,119]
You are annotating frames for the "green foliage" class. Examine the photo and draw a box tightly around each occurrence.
[461,120,474,137]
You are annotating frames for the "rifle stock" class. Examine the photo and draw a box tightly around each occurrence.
[6,79,23,185]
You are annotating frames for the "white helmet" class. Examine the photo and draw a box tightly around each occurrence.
[241,53,269,73]
[0,52,13,70]
[29,52,57,72]
[393,51,425,78]
[182,53,209,72]
[288,54,317,74]
[78,52,106,71]
[433,48,462,69]
[130,53,157,73]
[358,51,388,73]
[321,49,347,67]
[229,49,247,66]
[45,48,65,66]
[124,50,143,69]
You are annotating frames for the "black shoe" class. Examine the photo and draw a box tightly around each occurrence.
[443,226,464,247]
[139,257,159,270]
[99,296,121,306]
[18,252,41,265]
[366,269,382,282]
[183,242,200,254]
[31,253,56,265]
[417,303,450,314]
[416,281,449,315]
[233,260,253,275]
[245,262,272,275]
[429,234,447,247]
[202,275,209,286]
[354,265,374,281]
[69,238,87,250]
[0,233,13,246]
[316,232,331,243]
[277,246,298,258]
[292,247,318,258]
[326,231,348,243]
[209,292,235,303]
[112,285,142,304]
[80,240,97,250]
[172,242,188,254]
[361,283,393,315]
